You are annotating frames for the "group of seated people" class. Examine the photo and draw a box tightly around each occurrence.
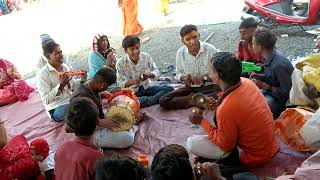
[2,17,317,180]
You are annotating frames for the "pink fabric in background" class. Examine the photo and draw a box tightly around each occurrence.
[0,80,313,179]
[0,81,73,150]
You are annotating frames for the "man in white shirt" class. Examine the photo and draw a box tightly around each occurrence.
[116,35,173,108]
[160,24,221,109]
[37,41,83,121]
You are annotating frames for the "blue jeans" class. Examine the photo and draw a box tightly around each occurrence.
[136,85,174,108]
[49,104,69,122]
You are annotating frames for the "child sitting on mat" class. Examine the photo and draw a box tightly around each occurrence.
[0,134,50,180]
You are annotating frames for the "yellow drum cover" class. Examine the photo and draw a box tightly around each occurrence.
[104,105,135,132]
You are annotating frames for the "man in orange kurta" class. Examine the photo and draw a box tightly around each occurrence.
[187,52,279,167]
[118,0,143,36]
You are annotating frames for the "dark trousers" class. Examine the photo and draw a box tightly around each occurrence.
[137,85,174,108]
[159,84,221,110]
[263,93,285,119]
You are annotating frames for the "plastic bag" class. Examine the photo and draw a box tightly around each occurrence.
[275,108,314,151]
[300,108,320,150]
[289,69,313,106]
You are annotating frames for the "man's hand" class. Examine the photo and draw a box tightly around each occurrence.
[252,78,270,89]
[125,80,137,87]
[181,74,192,86]
[136,112,147,124]
[199,162,226,180]
[250,74,269,89]
[189,107,204,124]
[59,74,71,90]
[81,70,87,80]
[142,72,155,80]
[100,91,113,100]
[191,75,204,86]
[99,118,121,129]
[141,74,149,81]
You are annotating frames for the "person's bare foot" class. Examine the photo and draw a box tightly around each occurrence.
[136,112,147,124]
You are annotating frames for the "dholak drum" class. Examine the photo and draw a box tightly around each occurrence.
[103,89,140,131]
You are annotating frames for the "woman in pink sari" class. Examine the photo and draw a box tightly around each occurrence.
[0,59,34,106]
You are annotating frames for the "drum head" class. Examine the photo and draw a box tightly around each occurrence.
[104,105,134,132]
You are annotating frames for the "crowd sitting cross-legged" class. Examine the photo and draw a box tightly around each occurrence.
[2,19,318,180]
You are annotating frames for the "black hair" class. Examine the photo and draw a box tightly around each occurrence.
[152,144,189,164]
[96,157,146,180]
[97,35,110,52]
[253,28,277,50]
[65,97,98,137]
[42,40,60,59]
[151,144,194,180]
[180,24,198,38]
[122,35,140,50]
[93,67,116,85]
[211,52,241,86]
[239,18,258,29]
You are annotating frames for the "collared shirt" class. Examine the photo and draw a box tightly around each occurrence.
[200,78,279,166]
[237,40,263,64]
[175,41,220,83]
[37,63,80,112]
[71,83,104,119]
[54,137,104,180]
[263,50,294,105]
[116,52,160,89]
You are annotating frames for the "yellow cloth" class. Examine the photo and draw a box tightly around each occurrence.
[302,66,320,92]
[295,54,320,70]
[296,54,320,92]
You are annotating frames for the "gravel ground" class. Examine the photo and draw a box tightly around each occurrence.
[25,22,319,79]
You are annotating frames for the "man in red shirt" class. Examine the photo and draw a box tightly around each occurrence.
[237,18,262,64]
[186,52,279,167]
[55,97,104,180]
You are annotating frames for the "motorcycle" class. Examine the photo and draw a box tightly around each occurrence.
[242,0,320,27]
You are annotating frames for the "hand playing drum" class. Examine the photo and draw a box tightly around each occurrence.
[99,118,121,129]
[103,89,140,131]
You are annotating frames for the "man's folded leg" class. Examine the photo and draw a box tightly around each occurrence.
[159,86,194,109]
[139,85,174,108]
[186,135,225,160]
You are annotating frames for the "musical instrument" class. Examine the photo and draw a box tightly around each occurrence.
[192,93,217,111]
[103,88,140,131]
[58,70,86,78]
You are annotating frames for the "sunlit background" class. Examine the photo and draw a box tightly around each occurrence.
[0,0,244,76]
